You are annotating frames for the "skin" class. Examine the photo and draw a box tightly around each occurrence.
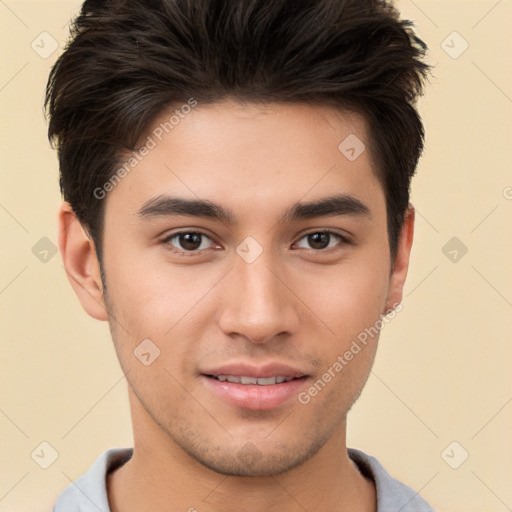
[59,99,414,512]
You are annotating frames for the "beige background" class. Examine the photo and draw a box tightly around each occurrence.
[1,1,511,510]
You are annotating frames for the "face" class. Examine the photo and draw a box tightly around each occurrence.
[64,100,412,477]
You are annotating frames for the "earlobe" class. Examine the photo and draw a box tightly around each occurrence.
[385,204,415,313]
[58,202,109,321]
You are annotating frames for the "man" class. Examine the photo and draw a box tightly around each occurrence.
[47,0,435,510]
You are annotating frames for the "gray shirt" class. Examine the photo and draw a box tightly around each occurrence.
[53,447,436,511]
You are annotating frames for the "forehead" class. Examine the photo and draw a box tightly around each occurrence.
[149,100,371,168]
[104,100,384,224]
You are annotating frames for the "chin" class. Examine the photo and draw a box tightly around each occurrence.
[180,436,327,478]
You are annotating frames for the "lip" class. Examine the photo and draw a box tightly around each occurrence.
[200,362,309,411]
[201,362,308,379]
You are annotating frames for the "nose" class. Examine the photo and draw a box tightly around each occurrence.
[217,248,300,344]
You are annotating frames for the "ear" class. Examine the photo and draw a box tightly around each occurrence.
[385,204,415,313]
[58,202,108,321]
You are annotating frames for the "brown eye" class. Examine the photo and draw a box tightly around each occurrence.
[307,232,330,250]
[295,230,346,251]
[163,231,215,253]
[178,233,202,251]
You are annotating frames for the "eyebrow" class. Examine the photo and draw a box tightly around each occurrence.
[137,193,370,224]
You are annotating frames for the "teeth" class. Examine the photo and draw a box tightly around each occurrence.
[256,377,276,385]
[213,375,294,385]
[240,376,258,384]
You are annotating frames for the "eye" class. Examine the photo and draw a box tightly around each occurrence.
[162,231,217,254]
[294,230,347,251]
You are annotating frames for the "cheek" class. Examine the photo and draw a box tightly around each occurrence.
[300,256,390,341]
[105,247,215,336]
[300,266,387,411]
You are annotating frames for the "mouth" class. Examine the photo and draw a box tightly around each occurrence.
[200,364,309,410]
[206,374,299,385]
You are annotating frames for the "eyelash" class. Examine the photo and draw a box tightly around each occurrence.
[160,229,350,256]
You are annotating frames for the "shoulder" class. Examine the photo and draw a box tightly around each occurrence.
[348,448,437,512]
[53,447,133,512]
